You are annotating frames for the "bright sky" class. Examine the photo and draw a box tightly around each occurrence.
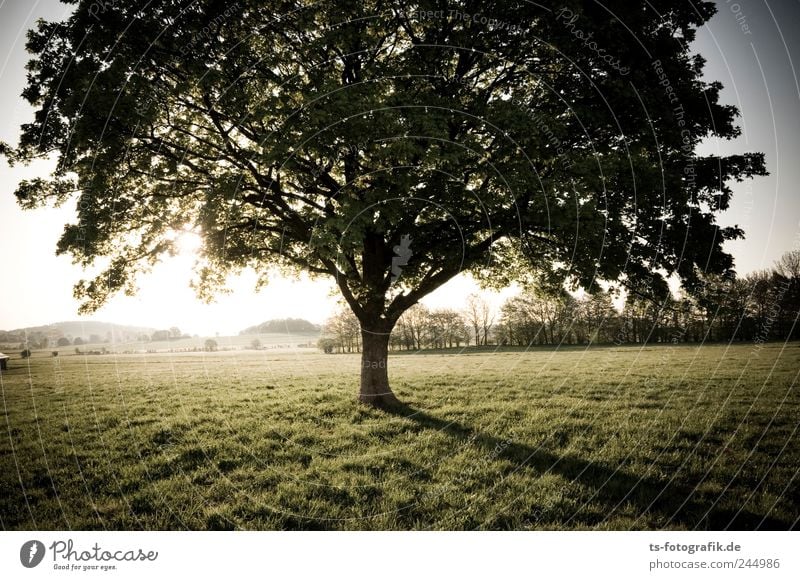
[1,1,799,335]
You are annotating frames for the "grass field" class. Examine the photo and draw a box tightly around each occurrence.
[1,342,798,530]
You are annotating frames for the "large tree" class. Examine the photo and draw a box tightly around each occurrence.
[3,0,765,406]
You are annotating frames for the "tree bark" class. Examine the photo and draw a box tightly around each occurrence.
[359,328,399,408]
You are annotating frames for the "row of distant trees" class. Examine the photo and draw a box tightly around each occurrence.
[13,334,108,350]
[318,293,496,353]
[319,251,800,352]
[10,327,196,351]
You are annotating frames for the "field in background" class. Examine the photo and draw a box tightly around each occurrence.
[1,343,798,530]
[108,331,318,352]
[0,331,319,354]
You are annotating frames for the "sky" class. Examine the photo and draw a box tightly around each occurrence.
[1,0,799,336]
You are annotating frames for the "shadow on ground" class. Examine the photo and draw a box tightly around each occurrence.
[382,402,792,530]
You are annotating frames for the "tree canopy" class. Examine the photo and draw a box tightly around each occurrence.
[3,0,766,404]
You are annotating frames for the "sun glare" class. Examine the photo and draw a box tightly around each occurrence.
[173,230,203,256]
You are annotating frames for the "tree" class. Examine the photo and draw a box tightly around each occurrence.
[317,337,337,354]
[499,294,541,346]
[168,327,182,339]
[4,1,766,406]
[73,337,85,346]
[204,339,218,352]
[395,304,430,351]
[773,250,800,341]
[578,291,618,344]
[429,309,468,348]
[250,338,262,350]
[464,294,494,346]
[151,330,170,342]
[500,287,575,346]
[775,250,800,280]
[56,337,71,347]
[321,306,361,353]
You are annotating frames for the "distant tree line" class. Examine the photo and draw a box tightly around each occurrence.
[2,327,194,350]
[318,251,800,352]
[0,323,158,350]
[239,318,320,335]
[3,333,109,350]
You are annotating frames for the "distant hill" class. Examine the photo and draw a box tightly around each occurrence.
[0,321,157,346]
[239,318,320,335]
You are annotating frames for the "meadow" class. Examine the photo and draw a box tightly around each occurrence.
[1,342,798,530]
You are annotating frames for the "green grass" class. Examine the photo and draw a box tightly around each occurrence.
[1,343,798,530]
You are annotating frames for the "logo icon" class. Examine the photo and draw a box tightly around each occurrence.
[20,540,45,568]
[391,234,413,284]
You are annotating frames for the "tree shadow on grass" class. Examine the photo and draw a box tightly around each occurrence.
[381,402,792,530]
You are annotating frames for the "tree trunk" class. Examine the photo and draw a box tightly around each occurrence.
[359,328,399,408]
